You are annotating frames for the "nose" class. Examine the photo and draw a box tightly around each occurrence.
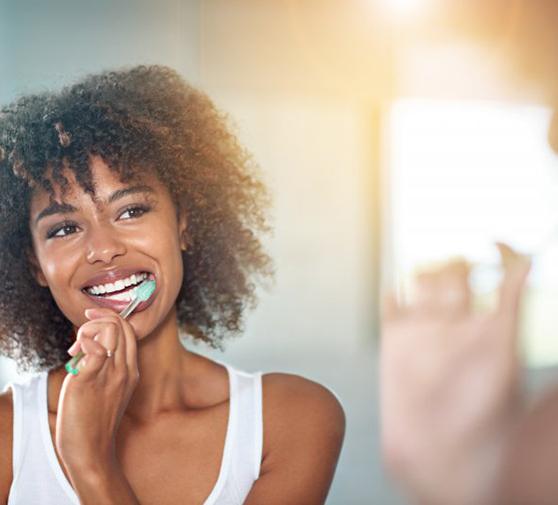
[85,224,127,264]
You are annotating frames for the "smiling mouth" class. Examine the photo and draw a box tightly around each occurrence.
[82,272,156,300]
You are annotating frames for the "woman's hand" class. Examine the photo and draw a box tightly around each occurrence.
[56,307,140,476]
[380,244,531,505]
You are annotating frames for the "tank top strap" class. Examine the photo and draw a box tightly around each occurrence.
[225,366,264,494]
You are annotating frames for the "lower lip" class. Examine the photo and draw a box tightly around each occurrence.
[82,278,158,315]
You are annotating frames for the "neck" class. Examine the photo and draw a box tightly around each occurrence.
[124,304,191,424]
[51,305,194,424]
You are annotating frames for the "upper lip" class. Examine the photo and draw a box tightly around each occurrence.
[80,267,153,290]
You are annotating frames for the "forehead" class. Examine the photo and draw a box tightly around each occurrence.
[30,158,162,211]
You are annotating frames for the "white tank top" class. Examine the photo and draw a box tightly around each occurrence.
[2,363,263,505]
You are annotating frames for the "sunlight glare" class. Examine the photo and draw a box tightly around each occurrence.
[385,0,425,15]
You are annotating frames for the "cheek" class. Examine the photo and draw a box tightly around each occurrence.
[39,267,84,327]
[132,226,183,285]
[165,242,185,297]
[33,251,64,288]
[41,252,79,290]
[163,239,185,288]
[145,218,183,257]
[43,262,63,281]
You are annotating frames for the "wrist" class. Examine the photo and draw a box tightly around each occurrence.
[65,455,120,485]
[66,460,140,505]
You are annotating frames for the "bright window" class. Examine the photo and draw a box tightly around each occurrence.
[389,99,558,366]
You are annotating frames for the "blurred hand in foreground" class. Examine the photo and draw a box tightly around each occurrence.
[380,243,531,505]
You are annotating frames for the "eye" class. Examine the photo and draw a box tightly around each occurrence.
[45,204,151,239]
[47,222,79,239]
[119,204,150,220]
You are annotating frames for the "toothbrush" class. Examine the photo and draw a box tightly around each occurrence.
[65,279,157,375]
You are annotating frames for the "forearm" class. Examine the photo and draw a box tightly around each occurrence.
[67,464,141,505]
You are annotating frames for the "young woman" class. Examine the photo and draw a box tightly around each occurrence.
[0,65,345,505]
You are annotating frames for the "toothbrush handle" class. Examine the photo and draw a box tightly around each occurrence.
[65,350,86,375]
[119,296,142,319]
[64,297,141,375]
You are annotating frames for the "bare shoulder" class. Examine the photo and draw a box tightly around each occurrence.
[262,372,345,424]
[242,373,345,503]
[0,388,13,504]
[260,373,346,470]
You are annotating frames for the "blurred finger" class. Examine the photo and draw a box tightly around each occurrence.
[496,243,531,315]
[412,260,471,318]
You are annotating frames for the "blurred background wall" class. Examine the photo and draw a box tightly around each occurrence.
[3,1,558,503]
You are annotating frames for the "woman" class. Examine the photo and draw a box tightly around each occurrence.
[0,65,345,505]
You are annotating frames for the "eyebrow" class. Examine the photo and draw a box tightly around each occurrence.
[34,184,155,226]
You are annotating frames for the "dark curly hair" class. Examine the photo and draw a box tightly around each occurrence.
[0,65,274,373]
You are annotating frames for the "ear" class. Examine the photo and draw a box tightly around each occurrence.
[177,203,190,252]
[26,246,48,287]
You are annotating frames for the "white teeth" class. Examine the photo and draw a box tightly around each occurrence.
[86,272,148,296]
[103,290,135,302]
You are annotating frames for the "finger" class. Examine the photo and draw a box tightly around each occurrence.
[93,331,117,371]
[411,260,471,318]
[77,319,119,356]
[85,308,137,376]
[84,313,126,370]
[496,242,523,270]
[75,319,120,375]
[85,307,119,318]
[74,337,111,379]
[85,309,125,350]
[437,260,472,315]
[496,243,531,315]
[67,338,82,356]
[119,318,138,377]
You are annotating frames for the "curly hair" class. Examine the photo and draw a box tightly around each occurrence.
[0,65,274,373]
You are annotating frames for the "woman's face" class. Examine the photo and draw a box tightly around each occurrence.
[27,156,188,339]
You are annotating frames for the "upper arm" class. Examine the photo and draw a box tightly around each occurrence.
[244,373,346,505]
[0,388,13,505]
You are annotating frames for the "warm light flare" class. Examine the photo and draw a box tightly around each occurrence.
[384,0,425,15]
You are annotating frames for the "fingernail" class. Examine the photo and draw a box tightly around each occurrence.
[85,308,103,318]
[67,341,80,356]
